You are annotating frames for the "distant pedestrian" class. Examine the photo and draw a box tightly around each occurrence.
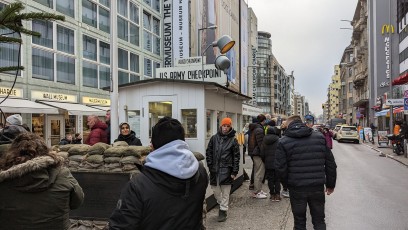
[59,133,73,145]
[85,115,108,146]
[0,114,28,145]
[275,115,337,229]
[321,127,333,149]
[72,133,83,144]
[109,117,208,230]
[114,122,142,146]
[206,117,240,222]
[0,132,84,229]
[248,114,267,199]
[105,110,111,144]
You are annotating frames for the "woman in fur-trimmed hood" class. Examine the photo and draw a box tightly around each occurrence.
[0,133,84,230]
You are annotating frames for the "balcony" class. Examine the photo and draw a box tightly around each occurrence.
[353,71,367,88]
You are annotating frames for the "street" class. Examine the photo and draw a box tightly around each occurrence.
[206,141,408,230]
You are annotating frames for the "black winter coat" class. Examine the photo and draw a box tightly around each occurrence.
[0,125,28,145]
[275,120,337,189]
[262,128,279,170]
[114,131,142,146]
[206,128,240,186]
[59,138,72,145]
[109,164,208,230]
[247,123,265,158]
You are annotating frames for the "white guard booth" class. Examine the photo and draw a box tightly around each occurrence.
[117,78,251,203]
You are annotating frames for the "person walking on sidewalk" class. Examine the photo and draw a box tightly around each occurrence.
[206,117,240,222]
[275,115,337,230]
[248,114,268,199]
[262,122,281,201]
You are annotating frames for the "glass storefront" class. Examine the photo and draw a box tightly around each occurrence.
[32,114,45,138]
[148,101,172,137]
[181,109,197,138]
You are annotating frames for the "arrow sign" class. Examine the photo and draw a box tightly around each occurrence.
[385,98,404,106]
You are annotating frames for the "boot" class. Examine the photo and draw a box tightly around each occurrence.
[217,210,227,222]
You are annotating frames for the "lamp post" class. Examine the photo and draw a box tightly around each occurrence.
[198,25,217,55]
[200,35,235,85]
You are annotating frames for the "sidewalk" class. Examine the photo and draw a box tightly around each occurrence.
[361,142,408,166]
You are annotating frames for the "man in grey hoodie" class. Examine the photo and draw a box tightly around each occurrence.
[109,117,208,230]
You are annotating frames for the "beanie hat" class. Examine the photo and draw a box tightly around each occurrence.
[221,117,232,126]
[151,117,185,149]
[6,114,22,126]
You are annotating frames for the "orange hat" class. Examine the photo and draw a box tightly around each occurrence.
[221,117,232,126]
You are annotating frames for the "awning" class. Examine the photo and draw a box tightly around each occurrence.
[374,107,403,117]
[392,72,408,86]
[88,105,110,111]
[37,100,106,116]
[0,97,59,114]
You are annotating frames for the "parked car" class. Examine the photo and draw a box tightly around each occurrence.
[332,125,342,140]
[336,125,359,144]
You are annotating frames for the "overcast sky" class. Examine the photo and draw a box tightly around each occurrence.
[248,0,358,116]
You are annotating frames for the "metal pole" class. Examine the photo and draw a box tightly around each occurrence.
[389,0,393,134]
[110,0,119,143]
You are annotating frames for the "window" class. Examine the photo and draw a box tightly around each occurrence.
[206,110,214,139]
[82,0,110,33]
[83,61,98,88]
[82,0,97,27]
[117,48,140,85]
[144,58,152,77]
[57,25,74,54]
[34,0,74,18]
[32,20,53,48]
[143,0,160,13]
[0,4,21,76]
[182,109,197,138]
[56,0,74,18]
[117,2,140,46]
[348,82,353,93]
[127,111,141,138]
[100,41,110,64]
[83,35,97,61]
[32,48,54,81]
[143,11,160,54]
[149,102,172,137]
[57,54,75,84]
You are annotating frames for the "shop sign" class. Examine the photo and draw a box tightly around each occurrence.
[31,90,77,102]
[242,104,262,117]
[82,97,111,106]
[175,57,203,67]
[0,87,22,97]
[156,65,227,85]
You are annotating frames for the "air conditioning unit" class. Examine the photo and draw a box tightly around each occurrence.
[341,82,346,86]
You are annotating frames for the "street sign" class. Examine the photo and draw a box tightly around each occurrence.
[385,98,404,106]
[404,98,408,114]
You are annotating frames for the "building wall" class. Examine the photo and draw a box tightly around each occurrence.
[329,65,341,119]
[256,31,272,114]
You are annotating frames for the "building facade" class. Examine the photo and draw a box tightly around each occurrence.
[339,45,355,125]
[256,31,273,114]
[329,65,341,119]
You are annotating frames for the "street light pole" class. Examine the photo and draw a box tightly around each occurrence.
[110,0,119,143]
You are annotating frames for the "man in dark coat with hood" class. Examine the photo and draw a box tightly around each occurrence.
[275,115,337,230]
[206,117,240,222]
[263,122,281,201]
[109,117,208,230]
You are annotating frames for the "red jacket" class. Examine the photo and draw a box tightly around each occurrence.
[86,120,108,146]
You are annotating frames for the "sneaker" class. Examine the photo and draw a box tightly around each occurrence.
[282,189,290,198]
[275,195,282,202]
[270,194,276,201]
[260,190,268,196]
[217,210,227,222]
[252,192,267,199]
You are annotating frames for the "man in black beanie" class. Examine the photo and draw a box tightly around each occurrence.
[109,117,208,230]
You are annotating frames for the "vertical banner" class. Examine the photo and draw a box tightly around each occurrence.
[173,0,189,59]
[240,0,248,95]
[163,0,173,67]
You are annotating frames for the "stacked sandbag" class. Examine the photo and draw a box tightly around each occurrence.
[121,146,151,173]
[78,143,109,172]
[67,144,90,171]
[69,219,108,230]
[103,145,126,172]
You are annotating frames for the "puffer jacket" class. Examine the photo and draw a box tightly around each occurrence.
[247,123,265,158]
[206,128,240,186]
[262,128,280,170]
[0,156,84,230]
[86,120,108,146]
[0,125,28,145]
[114,131,142,146]
[275,120,337,190]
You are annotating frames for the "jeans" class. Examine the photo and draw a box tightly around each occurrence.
[211,185,232,211]
[289,188,326,230]
[252,156,265,193]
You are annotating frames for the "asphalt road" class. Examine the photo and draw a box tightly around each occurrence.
[206,140,408,230]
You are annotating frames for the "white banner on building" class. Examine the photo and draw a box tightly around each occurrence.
[163,0,173,67]
[156,65,227,85]
[173,0,189,60]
